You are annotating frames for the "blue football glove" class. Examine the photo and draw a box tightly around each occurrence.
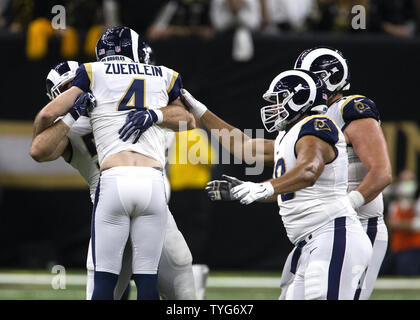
[69,92,96,120]
[119,109,159,143]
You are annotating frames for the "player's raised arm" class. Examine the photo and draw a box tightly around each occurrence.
[30,120,71,162]
[33,86,84,138]
[31,92,94,162]
[181,89,275,165]
[159,97,196,131]
[118,98,195,144]
[31,61,95,162]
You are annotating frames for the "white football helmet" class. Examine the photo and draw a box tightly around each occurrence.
[294,46,350,98]
[261,69,328,132]
[46,61,80,100]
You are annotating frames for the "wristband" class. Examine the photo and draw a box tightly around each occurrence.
[180,89,207,119]
[61,112,76,128]
[154,109,163,124]
[193,103,207,119]
[348,190,365,210]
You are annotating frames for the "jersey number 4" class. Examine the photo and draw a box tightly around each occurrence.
[274,158,295,202]
[117,79,147,111]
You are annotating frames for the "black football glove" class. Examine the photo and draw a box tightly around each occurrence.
[205,174,244,201]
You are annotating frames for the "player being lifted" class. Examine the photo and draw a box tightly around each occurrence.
[32,26,195,300]
[31,54,209,299]
[180,69,373,299]
[290,46,392,300]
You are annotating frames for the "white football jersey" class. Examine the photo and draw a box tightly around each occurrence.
[273,115,356,245]
[66,116,100,203]
[72,55,182,167]
[326,95,384,220]
[65,117,175,205]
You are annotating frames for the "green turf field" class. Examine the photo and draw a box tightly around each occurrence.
[0,270,419,300]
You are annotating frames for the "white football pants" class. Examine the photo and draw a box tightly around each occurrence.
[280,216,372,300]
[86,169,196,299]
[355,216,388,300]
[91,166,167,276]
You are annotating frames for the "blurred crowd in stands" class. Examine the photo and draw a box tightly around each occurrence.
[1,0,420,60]
[382,169,420,276]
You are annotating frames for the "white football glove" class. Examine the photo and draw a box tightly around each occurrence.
[180,88,208,119]
[231,181,274,205]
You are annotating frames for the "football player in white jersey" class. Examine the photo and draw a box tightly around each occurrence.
[31,56,208,300]
[180,69,373,299]
[292,46,392,299]
[33,26,196,300]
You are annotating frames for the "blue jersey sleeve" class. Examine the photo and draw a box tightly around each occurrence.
[168,72,183,103]
[72,64,91,92]
[297,116,339,147]
[342,96,380,130]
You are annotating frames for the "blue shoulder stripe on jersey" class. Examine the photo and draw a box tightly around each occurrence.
[297,116,339,146]
[168,73,183,103]
[342,96,380,130]
[72,64,91,92]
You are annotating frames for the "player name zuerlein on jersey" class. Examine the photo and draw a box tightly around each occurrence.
[104,63,163,77]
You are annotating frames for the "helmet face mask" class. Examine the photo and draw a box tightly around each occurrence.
[261,69,328,132]
[46,72,75,100]
[261,89,296,132]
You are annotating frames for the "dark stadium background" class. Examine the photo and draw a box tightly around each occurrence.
[0,1,419,276]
